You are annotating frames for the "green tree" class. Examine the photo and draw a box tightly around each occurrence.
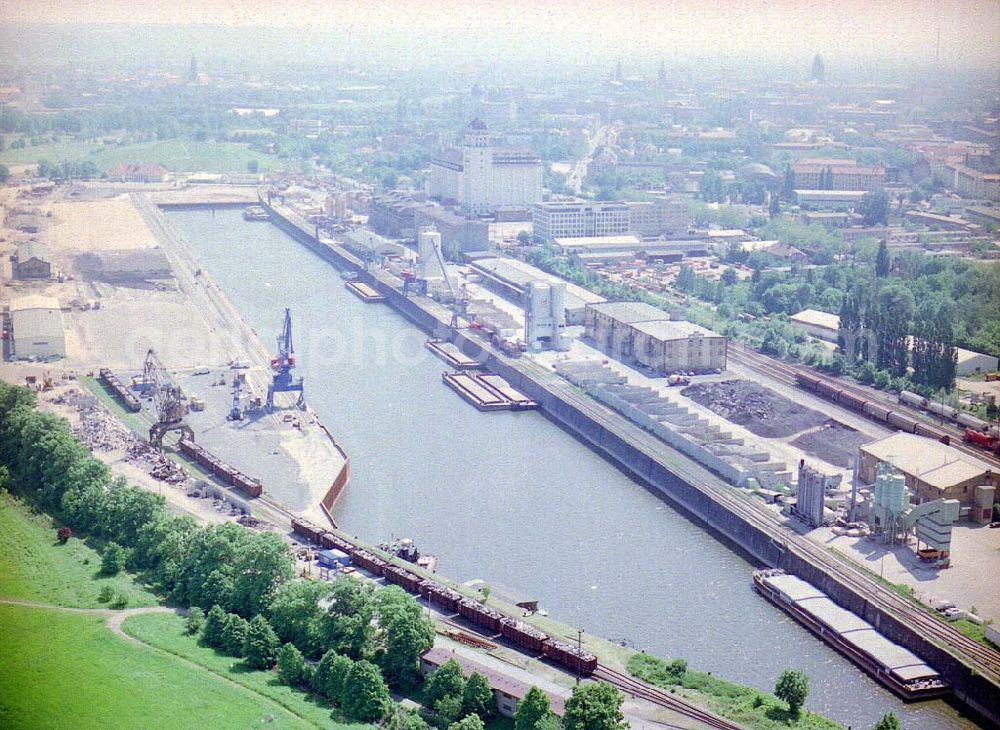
[220,613,249,657]
[0,164,10,184]
[769,193,780,219]
[184,607,205,635]
[244,615,280,670]
[101,542,126,575]
[873,712,901,730]
[315,649,353,703]
[448,716,485,730]
[721,268,738,286]
[461,672,494,719]
[774,668,810,717]
[425,659,466,707]
[861,191,890,226]
[277,642,308,686]
[231,532,293,618]
[563,682,627,730]
[340,659,391,722]
[875,239,890,278]
[376,586,435,687]
[267,579,327,655]
[247,160,259,174]
[318,577,376,658]
[387,708,431,730]
[201,604,227,647]
[515,686,551,730]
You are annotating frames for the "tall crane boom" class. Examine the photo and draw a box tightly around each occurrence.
[266,308,305,411]
[144,349,194,447]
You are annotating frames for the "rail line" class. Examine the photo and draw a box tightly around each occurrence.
[593,665,745,730]
[729,343,1000,469]
[523,359,1000,684]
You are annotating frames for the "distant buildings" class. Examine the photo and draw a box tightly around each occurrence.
[584,302,727,373]
[792,159,884,192]
[950,165,1000,201]
[11,242,51,279]
[429,119,542,216]
[531,197,690,242]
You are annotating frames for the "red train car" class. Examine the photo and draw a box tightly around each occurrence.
[500,617,548,652]
[458,599,503,633]
[964,429,998,450]
[816,379,842,401]
[384,565,422,593]
[419,581,462,614]
[542,640,597,675]
[291,518,324,544]
[320,532,355,555]
[350,549,387,576]
[863,401,892,421]
[795,371,821,390]
[839,390,868,411]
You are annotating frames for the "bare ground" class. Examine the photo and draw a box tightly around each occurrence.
[681,379,828,438]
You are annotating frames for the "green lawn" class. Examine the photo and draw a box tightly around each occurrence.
[628,654,842,730]
[123,612,370,730]
[0,604,321,730]
[0,136,287,174]
[0,491,157,609]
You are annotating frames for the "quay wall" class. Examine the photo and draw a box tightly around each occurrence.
[263,200,1000,723]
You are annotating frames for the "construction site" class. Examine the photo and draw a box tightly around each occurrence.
[0,184,348,530]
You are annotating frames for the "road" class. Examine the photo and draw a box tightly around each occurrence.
[566,123,613,195]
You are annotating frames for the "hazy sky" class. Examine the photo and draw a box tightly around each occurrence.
[3,1,998,69]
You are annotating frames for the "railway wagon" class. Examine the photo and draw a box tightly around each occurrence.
[887,411,919,434]
[291,517,324,544]
[795,371,821,390]
[419,581,462,613]
[349,549,387,576]
[542,640,597,675]
[98,368,142,412]
[231,472,263,498]
[321,532,356,555]
[499,617,548,652]
[839,389,868,411]
[816,379,842,401]
[957,412,992,433]
[458,599,503,633]
[914,422,950,445]
[384,565,422,593]
[863,401,893,421]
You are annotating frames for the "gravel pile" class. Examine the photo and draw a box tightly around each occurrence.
[681,380,828,438]
[792,422,873,468]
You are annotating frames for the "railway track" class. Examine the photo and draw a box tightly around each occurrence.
[522,359,1000,686]
[730,343,1000,469]
[593,665,745,730]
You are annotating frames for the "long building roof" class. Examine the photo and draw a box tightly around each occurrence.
[586,301,669,324]
[861,432,993,488]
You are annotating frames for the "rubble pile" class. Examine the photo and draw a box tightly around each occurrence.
[682,379,827,438]
[72,398,187,484]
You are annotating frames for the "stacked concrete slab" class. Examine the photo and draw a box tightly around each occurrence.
[555,361,792,489]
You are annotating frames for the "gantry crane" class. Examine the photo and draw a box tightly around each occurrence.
[143,349,194,447]
[266,308,305,411]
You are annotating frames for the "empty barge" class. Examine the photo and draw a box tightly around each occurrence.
[345,281,385,302]
[753,569,949,701]
[426,339,480,369]
[442,371,538,412]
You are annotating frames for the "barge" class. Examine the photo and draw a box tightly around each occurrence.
[753,569,949,701]
[345,280,385,302]
[442,371,539,412]
[426,339,480,370]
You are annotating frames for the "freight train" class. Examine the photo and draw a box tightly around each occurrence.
[290,517,598,675]
[178,438,263,497]
[795,372,953,444]
[898,390,999,454]
[98,368,141,412]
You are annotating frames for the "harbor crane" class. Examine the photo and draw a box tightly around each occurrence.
[266,308,305,411]
[143,349,194,447]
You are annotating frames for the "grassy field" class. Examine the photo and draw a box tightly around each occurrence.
[0,604,325,730]
[628,654,842,730]
[0,490,158,608]
[0,136,286,174]
[123,612,370,730]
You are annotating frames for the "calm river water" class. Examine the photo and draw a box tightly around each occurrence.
[168,208,980,729]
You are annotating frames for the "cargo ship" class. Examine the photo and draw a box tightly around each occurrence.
[753,569,949,700]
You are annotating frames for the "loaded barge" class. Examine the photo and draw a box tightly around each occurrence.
[753,569,949,701]
[426,339,480,370]
[345,280,385,303]
[442,371,538,411]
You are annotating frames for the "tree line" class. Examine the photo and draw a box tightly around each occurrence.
[0,380,629,729]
